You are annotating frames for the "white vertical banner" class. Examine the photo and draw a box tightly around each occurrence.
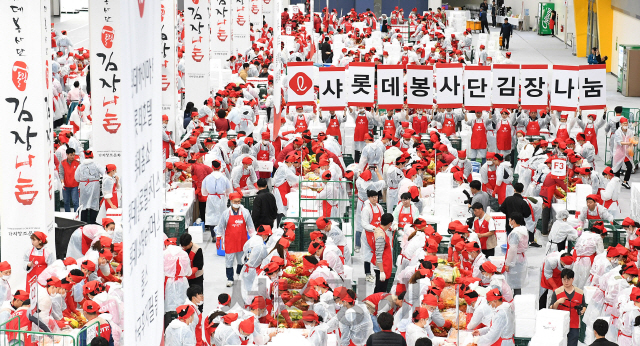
[578,64,607,110]
[185,0,211,104]
[520,65,549,111]
[0,0,56,290]
[377,65,405,110]
[90,0,123,169]
[262,0,275,29]
[551,65,579,112]
[435,63,464,108]
[463,65,492,112]
[119,1,164,345]
[212,0,232,59]
[406,65,434,108]
[161,0,177,141]
[250,0,262,30]
[491,64,520,109]
[347,62,376,107]
[232,0,251,54]
[318,66,347,111]
[271,0,282,141]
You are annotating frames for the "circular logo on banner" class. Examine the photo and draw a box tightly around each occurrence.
[12,61,28,92]
[138,0,145,17]
[289,72,312,96]
[551,159,567,177]
[101,26,114,49]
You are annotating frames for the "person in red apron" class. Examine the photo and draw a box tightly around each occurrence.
[462,289,489,330]
[217,192,256,287]
[319,108,345,144]
[523,111,549,136]
[411,110,429,134]
[472,289,515,345]
[253,131,275,179]
[351,107,372,162]
[539,252,574,310]
[480,152,497,196]
[369,212,393,293]
[289,106,314,133]
[382,112,398,137]
[471,203,497,257]
[555,113,571,142]
[577,194,614,229]
[273,154,300,218]
[601,166,621,218]
[468,112,489,162]
[231,157,258,193]
[495,109,513,157]
[362,190,383,284]
[493,154,512,204]
[439,109,458,136]
[578,112,604,155]
[394,121,411,140]
[550,273,585,346]
[318,170,339,218]
[25,232,54,293]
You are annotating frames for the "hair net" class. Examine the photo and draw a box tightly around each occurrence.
[556,210,570,220]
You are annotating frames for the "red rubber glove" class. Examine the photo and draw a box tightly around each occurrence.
[281,309,294,328]
[254,183,259,189]
[191,267,198,276]
[282,272,299,281]
[285,294,302,307]
[443,320,453,329]
[438,302,445,310]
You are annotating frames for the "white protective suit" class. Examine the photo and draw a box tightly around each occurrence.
[405,322,432,346]
[466,297,493,330]
[165,318,196,346]
[618,305,640,346]
[272,164,299,215]
[612,127,634,173]
[0,277,11,307]
[601,176,622,218]
[96,174,118,225]
[545,211,579,255]
[602,274,629,340]
[355,178,386,249]
[74,159,104,212]
[476,302,515,346]
[66,224,104,259]
[201,171,233,226]
[164,245,192,313]
[504,226,529,289]
[572,231,605,289]
[239,235,268,301]
[339,301,374,346]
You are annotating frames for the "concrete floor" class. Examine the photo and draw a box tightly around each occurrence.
[53,14,640,340]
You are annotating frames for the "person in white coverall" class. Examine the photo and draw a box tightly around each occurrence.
[546,209,579,254]
[354,168,386,253]
[272,154,300,222]
[612,117,634,189]
[503,213,529,295]
[239,225,271,301]
[74,150,104,224]
[165,305,197,346]
[164,245,192,313]
[202,160,233,234]
[473,288,515,346]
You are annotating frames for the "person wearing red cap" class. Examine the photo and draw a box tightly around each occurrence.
[406,307,432,346]
[621,217,640,249]
[238,224,272,297]
[479,152,498,196]
[59,146,81,213]
[272,152,300,223]
[0,261,11,306]
[539,252,576,309]
[165,304,197,346]
[96,163,119,225]
[348,106,376,163]
[162,114,176,159]
[472,288,515,345]
[578,194,614,229]
[251,132,276,179]
[215,192,256,287]
[25,232,55,293]
[617,286,640,346]
[599,166,622,220]
[74,149,103,223]
[2,290,31,342]
[230,157,258,193]
[201,159,233,234]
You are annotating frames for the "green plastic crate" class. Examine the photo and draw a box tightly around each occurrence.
[79,139,89,151]
[514,337,530,346]
[450,138,462,150]
[242,194,258,212]
[164,214,187,239]
[343,154,354,167]
[513,173,519,185]
[386,267,397,293]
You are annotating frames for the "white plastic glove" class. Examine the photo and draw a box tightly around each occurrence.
[380,271,386,282]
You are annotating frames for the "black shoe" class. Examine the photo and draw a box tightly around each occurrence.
[623,182,631,189]
[529,242,542,248]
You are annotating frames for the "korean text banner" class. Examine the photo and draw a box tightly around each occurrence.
[161,0,178,144]
[232,0,251,53]
[271,0,282,141]
[578,65,607,110]
[435,64,463,108]
[90,0,123,169]
[212,0,232,58]
[520,65,548,110]
[287,62,315,107]
[250,0,263,32]
[377,65,405,110]
[406,65,434,108]
[551,65,579,111]
[492,64,520,108]
[262,0,275,29]
[119,1,164,345]
[463,65,492,111]
[347,63,376,107]
[0,0,55,291]
[319,67,347,111]
[185,0,211,104]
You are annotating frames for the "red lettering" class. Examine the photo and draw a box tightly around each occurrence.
[15,173,38,205]
[103,112,121,134]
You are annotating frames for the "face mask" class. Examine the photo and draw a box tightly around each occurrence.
[2,275,9,281]
[263,140,269,145]
[487,161,493,166]
[304,324,314,330]
[232,203,241,209]
[610,258,618,265]
[197,299,204,306]
[306,300,314,305]
[627,276,633,283]
[623,125,629,130]
[587,119,593,124]
[163,123,168,129]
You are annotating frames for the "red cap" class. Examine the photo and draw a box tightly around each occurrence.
[486,288,503,301]
[223,313,239,324]
[82,260,96,272]
[0,262,10,272]
[83,300,101,314]
[242,157,253,165]
[177,304,196,320]
[239,317,256,334]
[14,290,28,301]
[421,294,438,306]
[631,287,640,302]
[33,231,47,243]
[316,217,329,229]
[229,192,243,200]
[249,296,266,310]
[560,255,575,265]
[102,218,115,228]
[414,307,430,320]
[622,217,637,227]
[481,261,497,274]
[63,257,77,266]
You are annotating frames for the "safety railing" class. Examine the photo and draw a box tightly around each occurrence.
[0,315,100,346]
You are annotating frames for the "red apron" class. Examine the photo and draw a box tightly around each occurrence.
[398,207,413,229]
[495,182,509,204]
[489,318,514,346]
[441,114,456,136]
[586,207,601,220]
[295,115,307,133]
[81,231,93,255]
[326,117,342,144]
[584,123,598,154]
[471,120,487,150]
[496,120,511,151]
[365,204,382,265]
[604,199,617,209]
[224,213,248,253]
[101,183,119,209]
[354,114,369,142]
[540,262,561,290]
[413,115,428,134]
[26,248,47,293]
[474,218,491,249]
[276,182,291,207]
[526,120,540,136]
[556,124,569,141]
[483,169,497,195]
[239,169,251,189]
[257,145,271,179]
[384,118,396,136]
[322,200,333,218]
